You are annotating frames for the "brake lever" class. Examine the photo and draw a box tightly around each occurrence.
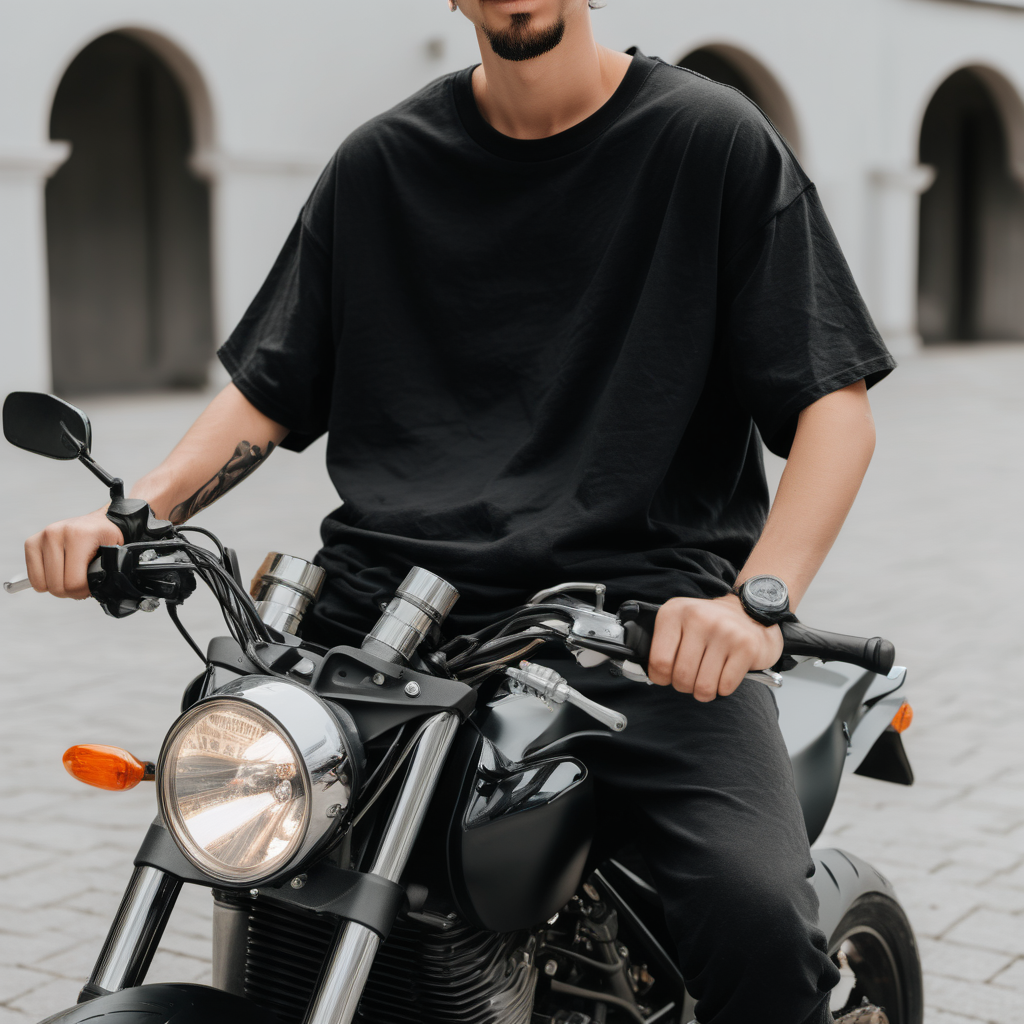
[506,661,627,732]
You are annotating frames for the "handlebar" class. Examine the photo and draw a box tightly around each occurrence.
[4,573,31,594]
[618,599,896,677]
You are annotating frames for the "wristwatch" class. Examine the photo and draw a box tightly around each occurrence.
[735,574,793,627]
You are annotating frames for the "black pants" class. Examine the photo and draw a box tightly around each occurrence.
[563,663,840,1024]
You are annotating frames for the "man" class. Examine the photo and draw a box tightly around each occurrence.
[26,2,893,1022]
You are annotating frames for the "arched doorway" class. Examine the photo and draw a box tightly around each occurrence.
[918,68,1024,343]
[678,45,802,157]
[46,32,214,394]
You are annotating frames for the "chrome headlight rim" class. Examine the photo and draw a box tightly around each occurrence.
[157,677,361,886]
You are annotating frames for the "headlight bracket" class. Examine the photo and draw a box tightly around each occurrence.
[134,821,405,938]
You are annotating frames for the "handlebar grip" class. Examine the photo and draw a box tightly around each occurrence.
[619,600,659,670]
[619,599,896,677]
[779,620,895,676]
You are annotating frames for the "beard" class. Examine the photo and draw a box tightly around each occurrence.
[483,12,566,63]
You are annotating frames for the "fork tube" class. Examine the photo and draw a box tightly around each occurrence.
[85,865,182,999]
[305,711,460,1024]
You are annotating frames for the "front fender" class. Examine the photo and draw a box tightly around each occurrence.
[38,983,279,1024]
[812,848,899,949]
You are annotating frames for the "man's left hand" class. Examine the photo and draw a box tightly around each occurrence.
[646,594,784,702]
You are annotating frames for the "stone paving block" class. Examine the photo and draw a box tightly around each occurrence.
[918,937,1014,984]
[929,862,1002,887]
[944,909,1024,956]
[924,973,1022,1024]
[7,975,84,1018]
[0,965,52,1004]
[146,948,217,986]
[0,872,92,913]
[990,958,1024,992]
[32,940,105,982]
[0,933,76,974]
[925,1010,993,1024]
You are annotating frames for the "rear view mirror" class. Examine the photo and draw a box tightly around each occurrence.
[3,392,93,461]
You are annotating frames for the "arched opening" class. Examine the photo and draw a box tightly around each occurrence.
[918,67,1024,343]
[46,32,214,394]
[678,45,802,157]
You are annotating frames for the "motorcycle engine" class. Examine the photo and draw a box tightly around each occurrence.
[215,891,537,1024]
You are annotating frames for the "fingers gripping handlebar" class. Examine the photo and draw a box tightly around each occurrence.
[617,600,896,677]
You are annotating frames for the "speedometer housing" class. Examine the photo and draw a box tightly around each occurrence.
[157,677,363,885]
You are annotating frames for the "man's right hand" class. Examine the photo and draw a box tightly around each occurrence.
[24,509,123,599]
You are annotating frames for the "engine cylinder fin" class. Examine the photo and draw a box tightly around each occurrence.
[222,890,537,1024]
[356,917,538,1024]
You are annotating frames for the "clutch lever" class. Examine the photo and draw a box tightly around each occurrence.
[506,661,627,733]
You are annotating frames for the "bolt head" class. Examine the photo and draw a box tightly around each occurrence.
[290,875,307,889]
[543,959,559,976]
[404,681,421,697]
[327,804,343,818]
[249,889,259,897]
[372,672,386,686]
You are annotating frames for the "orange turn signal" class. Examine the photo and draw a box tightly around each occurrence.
[890,703,914,734]
[62,744,153,791]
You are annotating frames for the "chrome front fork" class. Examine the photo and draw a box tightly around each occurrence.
[84,864,181,998]
[305,711,461,1024]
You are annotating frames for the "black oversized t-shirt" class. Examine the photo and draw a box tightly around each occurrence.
[219,51,894,647]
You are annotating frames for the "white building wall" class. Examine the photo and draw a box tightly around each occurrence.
[1,0,1023,392]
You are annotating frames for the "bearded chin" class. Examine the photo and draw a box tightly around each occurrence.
[484,13,567,62]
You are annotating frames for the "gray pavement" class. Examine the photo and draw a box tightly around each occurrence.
[1,346,1023,1023]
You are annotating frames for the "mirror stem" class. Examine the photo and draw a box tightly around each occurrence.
[78,452,125,500]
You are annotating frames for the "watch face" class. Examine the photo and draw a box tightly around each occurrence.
[744,575,789,615]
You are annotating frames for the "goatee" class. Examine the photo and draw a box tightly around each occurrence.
[484,13,566,63]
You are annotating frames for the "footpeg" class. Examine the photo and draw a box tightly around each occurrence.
[506,662,627,732]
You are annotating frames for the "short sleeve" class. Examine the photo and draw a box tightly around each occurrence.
[721,185,895,457]
[217,204,336,453]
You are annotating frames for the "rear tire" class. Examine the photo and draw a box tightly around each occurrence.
[828,893,923,1024]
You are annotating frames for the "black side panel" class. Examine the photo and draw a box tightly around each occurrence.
[452,763,594,933]
[38,983,278,1024]
[791,718,849,846]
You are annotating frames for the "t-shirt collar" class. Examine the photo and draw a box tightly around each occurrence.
[452,48,656,162]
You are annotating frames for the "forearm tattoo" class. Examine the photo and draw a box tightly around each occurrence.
[169,440,275,524]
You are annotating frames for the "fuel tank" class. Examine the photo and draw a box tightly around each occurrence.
[445,692,595,933]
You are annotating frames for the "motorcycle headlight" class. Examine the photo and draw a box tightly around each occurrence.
[157,678,362,884]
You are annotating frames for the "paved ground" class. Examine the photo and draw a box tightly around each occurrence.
[1,345,1023,1023]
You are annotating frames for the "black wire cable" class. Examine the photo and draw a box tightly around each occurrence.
[167,602,206,664]
[174,525,226,561]
[437,603,575,657]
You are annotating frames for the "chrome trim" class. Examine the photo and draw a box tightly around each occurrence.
[306,712,460,1024]
[157,678,356,884]
[527,581,606,612]
[4,573,32,594]
[251,552,325,635]
[362,567,459,664]
[89,866,181,993]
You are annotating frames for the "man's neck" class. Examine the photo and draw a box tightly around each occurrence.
[471,14,632,140]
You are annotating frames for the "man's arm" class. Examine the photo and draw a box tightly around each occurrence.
[24,384,288,599]
[647,379,876,701]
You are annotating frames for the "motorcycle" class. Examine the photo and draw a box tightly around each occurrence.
[3,391,923,1024]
